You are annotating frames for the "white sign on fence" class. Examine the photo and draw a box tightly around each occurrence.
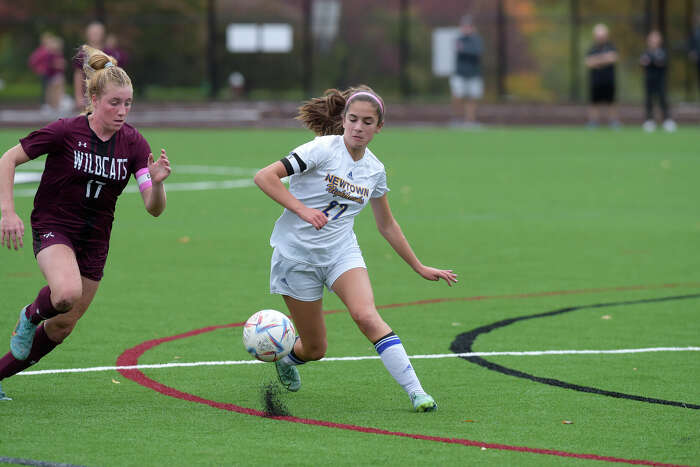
[432,27,460,77]
[226,23,293,53]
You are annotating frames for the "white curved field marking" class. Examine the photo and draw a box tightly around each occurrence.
[18,346,700,376]
[13,164,259,197]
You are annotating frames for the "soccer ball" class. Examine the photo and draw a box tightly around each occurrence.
[242,309,296,362]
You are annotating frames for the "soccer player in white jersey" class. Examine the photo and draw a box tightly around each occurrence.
[254,85,457,412]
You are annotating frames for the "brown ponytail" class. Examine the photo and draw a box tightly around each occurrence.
[80,45,132,114]
[296,85,385,136]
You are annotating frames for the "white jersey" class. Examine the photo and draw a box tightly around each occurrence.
[270,135,389,266]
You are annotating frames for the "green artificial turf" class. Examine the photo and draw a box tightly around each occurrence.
[0,127,698,466]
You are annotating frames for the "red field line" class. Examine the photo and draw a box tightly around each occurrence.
[116,282,699,466]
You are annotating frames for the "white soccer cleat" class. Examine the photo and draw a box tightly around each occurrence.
[662,119,677,133]
[642,120,656,133]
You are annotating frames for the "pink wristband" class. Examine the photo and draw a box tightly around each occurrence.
[135,168,153,192]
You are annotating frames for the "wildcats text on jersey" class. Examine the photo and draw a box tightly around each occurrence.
[324,173,369,204]
[73,150,129,181]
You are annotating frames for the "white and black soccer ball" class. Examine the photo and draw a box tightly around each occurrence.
[242,309,296,362]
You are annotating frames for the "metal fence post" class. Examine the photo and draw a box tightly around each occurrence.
[399,0,411,99]
[206,0,218,99]
[302,0,313,97]
[570,0,580,102]
[496,0,507,99]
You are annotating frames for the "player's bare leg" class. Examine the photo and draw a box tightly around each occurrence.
[275,296,326,391]
[44,277,99,343]
[1,277,98,400]
[333,268,437,412]
[10,244,81,360]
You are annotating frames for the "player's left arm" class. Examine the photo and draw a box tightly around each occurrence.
[370,195,458,287]
[139,149,170,217]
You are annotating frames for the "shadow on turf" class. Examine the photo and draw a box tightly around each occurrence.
[261,381,291,417]
[450,293,700,410]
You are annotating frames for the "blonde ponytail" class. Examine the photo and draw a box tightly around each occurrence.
[80,45,131,114]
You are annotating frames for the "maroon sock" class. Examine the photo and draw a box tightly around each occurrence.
[0,325,59,380]
[24,286,61,325]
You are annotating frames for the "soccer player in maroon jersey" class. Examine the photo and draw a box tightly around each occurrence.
[0,45,171,401]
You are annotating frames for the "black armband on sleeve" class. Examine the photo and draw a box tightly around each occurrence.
[280,156,294,176]
[280,152,308,176]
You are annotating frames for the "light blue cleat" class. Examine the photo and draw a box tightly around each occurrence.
[411,392,437,412]
[10,306,37,361]
[275,360,301,392]
[0,382,11,401]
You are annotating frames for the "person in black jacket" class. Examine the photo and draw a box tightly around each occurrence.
[640,31,676,132]
[585,24,620,128]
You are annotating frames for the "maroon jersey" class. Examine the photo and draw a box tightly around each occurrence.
[20,115,150,244]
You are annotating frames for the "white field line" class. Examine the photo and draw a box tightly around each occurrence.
[13,165,259,197]
[18,347,700,376]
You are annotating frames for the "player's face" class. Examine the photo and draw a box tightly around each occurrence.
[92,84,133,132]
[342,100,382,150]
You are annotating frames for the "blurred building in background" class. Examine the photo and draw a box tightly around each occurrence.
[0,0,697,104]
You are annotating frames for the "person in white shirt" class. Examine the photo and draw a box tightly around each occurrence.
[254,85,457,412]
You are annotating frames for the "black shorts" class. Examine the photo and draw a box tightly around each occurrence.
[32,229,109,281]
[590,82,616,104]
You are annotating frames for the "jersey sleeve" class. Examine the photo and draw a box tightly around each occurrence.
[19,119,66,160]
[371,169,390,199]
[279,138,328,176]
[129,131,153,192]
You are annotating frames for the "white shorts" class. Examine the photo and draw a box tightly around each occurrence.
[270,248,366,302]
[450,75,484,99]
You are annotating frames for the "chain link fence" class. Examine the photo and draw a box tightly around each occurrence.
[1,0,698,103]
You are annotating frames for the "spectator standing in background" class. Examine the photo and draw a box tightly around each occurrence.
[28,33,67,115]
[640,31,676,132]
[73,21,115,111]
[585,24,620,129]
[105,34,129,70]
[450,15,484,127]
[689,14,700,98]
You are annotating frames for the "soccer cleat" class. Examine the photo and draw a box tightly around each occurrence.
[662,119,677,133]
[411,392,437,412]
[642,120,656,132]
[0,382,11,401]
[275,360,301,392]
[10,306,37,361]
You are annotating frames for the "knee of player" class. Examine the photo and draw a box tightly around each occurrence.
[46,320,77,343]
[304,341,327,361]
[350,308,382,333]
[52,288,82,312]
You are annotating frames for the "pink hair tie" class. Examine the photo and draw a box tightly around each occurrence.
[347,91,384,114]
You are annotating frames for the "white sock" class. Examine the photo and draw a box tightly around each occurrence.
[279,348,305,366]
[374,332,425,396]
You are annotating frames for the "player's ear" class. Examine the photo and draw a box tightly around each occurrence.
[375,121,384,133]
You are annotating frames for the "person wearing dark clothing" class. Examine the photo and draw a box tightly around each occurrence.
[450,15,484,126]
[640,31,676,132]
[689,14,700,97]
[585,24,620,128]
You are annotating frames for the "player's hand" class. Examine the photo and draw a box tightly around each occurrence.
[0,211,25,250]
[298,207,328,230]
[148,149,171,184]
[417,265,458,287]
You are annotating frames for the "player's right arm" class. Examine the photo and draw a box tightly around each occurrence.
[254,161,327,230]
[0,144,31,250]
